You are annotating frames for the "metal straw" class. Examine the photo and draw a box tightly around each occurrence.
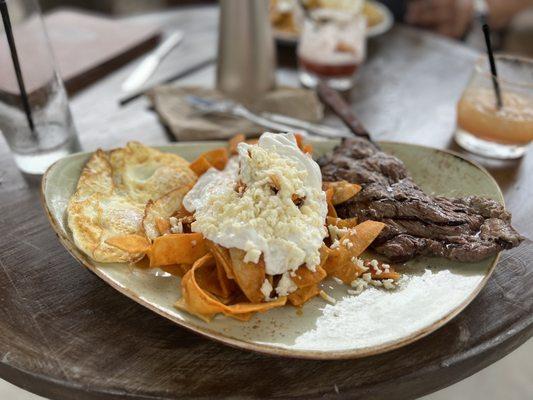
[0,0,35,133]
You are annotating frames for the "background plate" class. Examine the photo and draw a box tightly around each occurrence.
[42,140,502,359]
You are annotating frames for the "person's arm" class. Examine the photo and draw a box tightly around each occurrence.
[486,0,533,29]
[405,0,533,39]
[405,0,475,38]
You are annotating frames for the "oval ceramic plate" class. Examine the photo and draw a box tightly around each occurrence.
[42,140,501,359]
[274,1,394,45]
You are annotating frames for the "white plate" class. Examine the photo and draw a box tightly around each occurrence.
[41,140,501,359]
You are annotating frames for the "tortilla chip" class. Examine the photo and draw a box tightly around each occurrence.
[105,234,150,254]
[189,156,212,176]
[292,265,327,289]
[325,187,337,218]
[206,241,235,279]
[323,252,365,284]
[327,216,358,229]
[149,233,207,267]
[160,264,191,277]
[175,256,223,322]
[343,220,385,257]
[201,148,229,170]
[142,186,192,240]
[324,220,385,284]
[215,258,237,299]
[368,262,401,281]
[294,133,304,150]
[156,218,171,235]
[229,133,246,155]
[302,144,313,154]
[176,254,286,322]
[288,284,320,306]
[323,181,362,205]
[194,255,234,299]
[229,248,266,303]
[373,270,401,281]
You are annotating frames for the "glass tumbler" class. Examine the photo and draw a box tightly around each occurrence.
[297,8,366,91]
[0,0,79,175]
[455,55,533,159]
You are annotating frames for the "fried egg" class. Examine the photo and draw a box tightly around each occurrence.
[67,142,196,263]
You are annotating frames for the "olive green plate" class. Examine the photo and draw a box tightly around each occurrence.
[41,140,502,359]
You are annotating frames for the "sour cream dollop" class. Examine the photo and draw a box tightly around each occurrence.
[183,132,328,277]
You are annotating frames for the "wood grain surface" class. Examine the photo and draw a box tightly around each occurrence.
[0,6,531,400]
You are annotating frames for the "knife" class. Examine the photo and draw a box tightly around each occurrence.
[121,31,184,93]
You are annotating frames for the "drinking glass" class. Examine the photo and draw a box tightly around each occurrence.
[297,8,366,91]
[0,0,79,175]
[455,55,533,159]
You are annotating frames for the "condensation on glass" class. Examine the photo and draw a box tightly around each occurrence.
[0,0,79,175]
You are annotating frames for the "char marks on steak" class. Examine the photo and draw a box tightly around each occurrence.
[319,138,524,262]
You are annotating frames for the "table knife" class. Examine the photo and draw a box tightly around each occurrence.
[121,31,184,93]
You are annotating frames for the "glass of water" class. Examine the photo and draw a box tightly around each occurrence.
[0,0,79,175]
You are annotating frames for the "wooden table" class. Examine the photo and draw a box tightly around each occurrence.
[0,5,531,400]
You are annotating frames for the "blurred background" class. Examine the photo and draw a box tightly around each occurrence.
[36,0,532,57]
[0,0,531,399]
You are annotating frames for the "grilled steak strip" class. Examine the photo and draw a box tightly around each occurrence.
[319,137,524,262]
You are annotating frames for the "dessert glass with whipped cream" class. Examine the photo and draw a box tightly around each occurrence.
[297,8,366,90]
[183,132,328,300]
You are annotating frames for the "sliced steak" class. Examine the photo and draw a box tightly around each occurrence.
[319,138,524,262]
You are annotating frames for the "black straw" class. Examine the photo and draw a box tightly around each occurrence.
[481,24,503,109]
[0,0,35,132]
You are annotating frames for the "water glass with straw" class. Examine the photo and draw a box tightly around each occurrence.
[0,0,79,175]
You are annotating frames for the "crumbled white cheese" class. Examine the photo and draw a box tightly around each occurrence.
[244,248,262,264]
[351,256,367,271]
[341,238,353,249]
[349,277,369,294]
[169,217,183,234]
[327,224,351,242]
[370,259,379,268]
[260,279,274,301]
[362,272,372,282]
[348,279,368,295]
[383,279,396,290]
[276,272,298,296]
[183,132,327,276]
[319,290,336,304]
[332,276,344,284]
